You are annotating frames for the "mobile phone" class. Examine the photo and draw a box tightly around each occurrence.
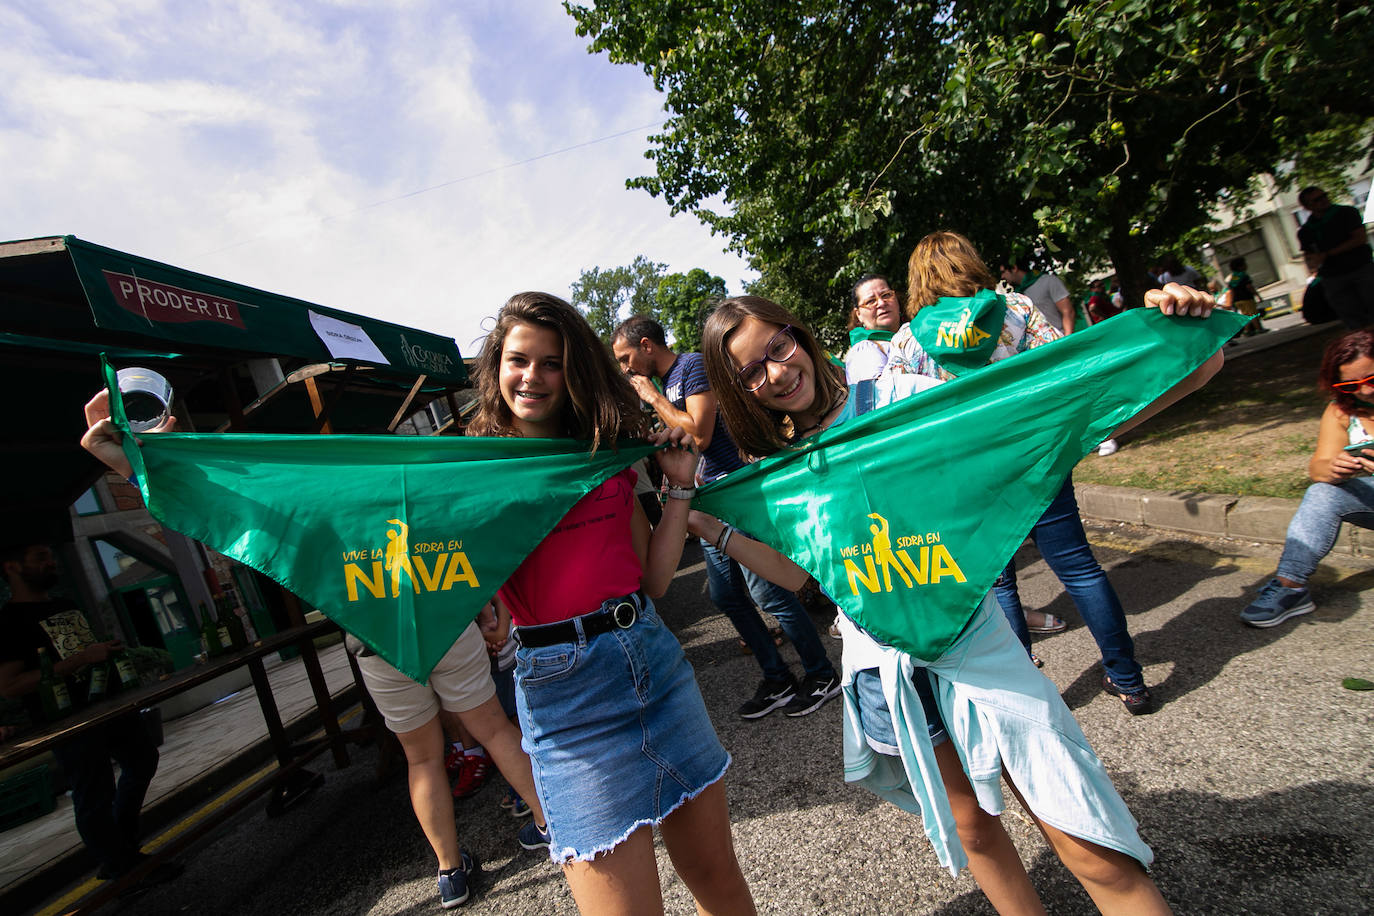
[1343,441,1374,454]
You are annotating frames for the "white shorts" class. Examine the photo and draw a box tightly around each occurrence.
[355,622,495,734]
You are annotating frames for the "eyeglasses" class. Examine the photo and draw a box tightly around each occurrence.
[857,289,897,310]
[737,325,798,391]
[1332,372,1374,392]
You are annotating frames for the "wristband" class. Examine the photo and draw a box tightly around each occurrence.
[715,524,735,552]
[666,485,697,501]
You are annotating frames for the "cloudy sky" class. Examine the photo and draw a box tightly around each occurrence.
[0,1,753,354]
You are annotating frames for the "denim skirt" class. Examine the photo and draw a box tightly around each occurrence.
[514,597,730,863]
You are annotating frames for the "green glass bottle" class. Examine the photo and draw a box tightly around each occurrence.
[113,650,140,689]
[86,658,109,702]
[38,648,72,721]
[218,594,248,650]
[200,602,224,658]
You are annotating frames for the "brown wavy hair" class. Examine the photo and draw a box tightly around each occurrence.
[1320,328,1374,414]
[702,296,849,459]
[467,292,644,451]
[906,230,999,317]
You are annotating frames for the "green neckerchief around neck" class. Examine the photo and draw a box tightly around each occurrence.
[1014,270,1041,293]
[100,358,659,681]
[694,307,1246,666]
[849,326,896,346]
[908,289,1008,376]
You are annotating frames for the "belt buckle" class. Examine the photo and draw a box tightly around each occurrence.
[610,599,637,629]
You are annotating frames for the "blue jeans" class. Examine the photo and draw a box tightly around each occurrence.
[1276,477,1374,584]
[993,476,1144,693]
[700,539,835,682]
[52,713,159,874]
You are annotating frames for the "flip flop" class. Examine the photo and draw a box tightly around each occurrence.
[1026,612,1067,634]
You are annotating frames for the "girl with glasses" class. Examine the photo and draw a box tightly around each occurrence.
[1240,328,1374,627]
[695,287,1222,915]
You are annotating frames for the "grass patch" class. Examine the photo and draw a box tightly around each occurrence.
[1074,326,1344,499]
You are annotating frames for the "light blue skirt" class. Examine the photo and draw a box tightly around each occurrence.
[514,596,730,863]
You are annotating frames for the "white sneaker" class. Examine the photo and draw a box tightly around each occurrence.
[1097,439,1119,457]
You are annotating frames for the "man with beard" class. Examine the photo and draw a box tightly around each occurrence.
[0,542,178,885]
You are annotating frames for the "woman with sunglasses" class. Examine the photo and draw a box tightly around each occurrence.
[696,289,1222,914]
[1240,328,1374,626]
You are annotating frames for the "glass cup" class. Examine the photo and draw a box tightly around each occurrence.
[116,368,174,433]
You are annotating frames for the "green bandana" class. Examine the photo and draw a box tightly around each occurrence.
[696,307,1245,664]
[849,327,895,346]
[1014,271,1041,294]
[102,360,657,682]
[907,289,1008,376]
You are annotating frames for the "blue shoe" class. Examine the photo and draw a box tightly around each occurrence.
[500,786,532,818]
[518,819,551,851]
[437,847,478,908]
[1240,579,1315,628]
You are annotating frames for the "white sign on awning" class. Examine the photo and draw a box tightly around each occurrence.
[309,311,390,364]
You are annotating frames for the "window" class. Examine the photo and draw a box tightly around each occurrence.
[1213,229,1279,288]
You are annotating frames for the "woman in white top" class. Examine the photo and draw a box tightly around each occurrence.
[844,274,904,383]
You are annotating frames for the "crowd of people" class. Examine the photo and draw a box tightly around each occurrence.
[6,187,1366,913]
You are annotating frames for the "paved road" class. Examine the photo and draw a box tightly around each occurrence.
[102,532,1373,915]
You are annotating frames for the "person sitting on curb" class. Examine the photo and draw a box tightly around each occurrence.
[1241,328,1374,627]
[611,315,841,719]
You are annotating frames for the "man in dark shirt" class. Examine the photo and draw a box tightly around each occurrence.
[0,543,172,883]
[1297,186,1374,329]
[611,316,840,719]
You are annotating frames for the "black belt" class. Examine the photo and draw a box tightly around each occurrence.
[513,592,644,649]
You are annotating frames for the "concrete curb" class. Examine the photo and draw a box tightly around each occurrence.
[1075,482,1371,557]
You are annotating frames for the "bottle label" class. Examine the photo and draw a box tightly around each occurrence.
[115,657,139,687]
[88,665,109,700]
[217,625,232,649]
[53,681,72,711]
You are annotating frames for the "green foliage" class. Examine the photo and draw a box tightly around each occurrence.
[566,0,1374,324]
[569,255,666,340]
[656,268,728,351]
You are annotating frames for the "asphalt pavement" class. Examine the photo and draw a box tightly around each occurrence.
[77,530,1374,916]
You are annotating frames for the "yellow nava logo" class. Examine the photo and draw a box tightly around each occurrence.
[840,513,966,596]
[936,307,992,350]
[342,519,479,601]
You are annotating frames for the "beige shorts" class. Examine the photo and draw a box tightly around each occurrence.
[355,622,495,734]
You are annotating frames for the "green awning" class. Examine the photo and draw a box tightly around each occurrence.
[3,236,466,386]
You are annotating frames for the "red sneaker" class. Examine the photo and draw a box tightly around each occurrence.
[444,747,465,779]
[452,752,492,799]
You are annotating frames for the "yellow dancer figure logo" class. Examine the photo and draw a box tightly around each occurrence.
[839,511,968,597]
[868,513,913,591]
[384,519,414,597]
[936,307,992,350]
[342,518,480,602]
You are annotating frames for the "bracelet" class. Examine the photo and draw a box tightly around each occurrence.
[665,485,697,501]
[715,524,735,552]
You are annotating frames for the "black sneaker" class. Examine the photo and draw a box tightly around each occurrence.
[737,676,797,719]
[785,671,841,717]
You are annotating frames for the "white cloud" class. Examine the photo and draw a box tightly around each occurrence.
[0,1,752,354]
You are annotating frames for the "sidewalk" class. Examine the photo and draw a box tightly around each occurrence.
[1075,316,1371,552]
[0,642,357,902]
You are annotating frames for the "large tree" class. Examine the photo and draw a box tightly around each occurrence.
[656,268,728,351]
[569,255,666,340]
[567,0,1372,327]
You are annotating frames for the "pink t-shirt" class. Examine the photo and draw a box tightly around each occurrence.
[498,468,644,627]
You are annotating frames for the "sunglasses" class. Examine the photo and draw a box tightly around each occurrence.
[1332,373,1374,393]
[737,325,799,391]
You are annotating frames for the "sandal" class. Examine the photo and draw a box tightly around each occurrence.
[1102,675,1153,716]
[1026,611,1067,634]
[1030,653,1045,669]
